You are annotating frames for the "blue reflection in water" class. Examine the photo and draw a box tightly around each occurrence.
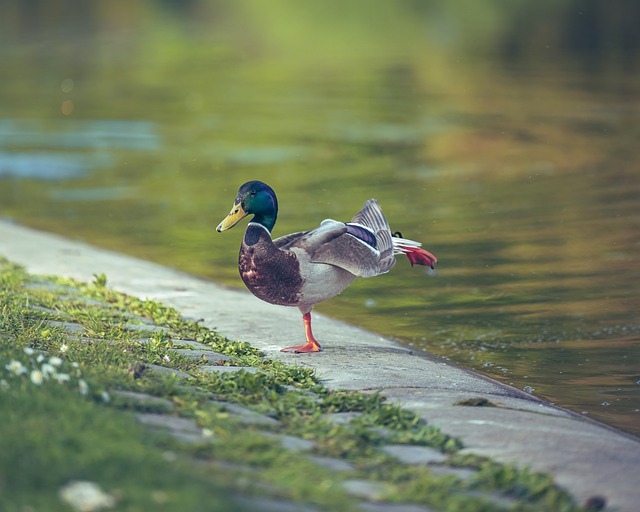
[0,151,114,181]
[0,119,161,151]
[0,118,161,181]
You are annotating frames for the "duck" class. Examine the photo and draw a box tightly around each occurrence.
[216,180,437,353]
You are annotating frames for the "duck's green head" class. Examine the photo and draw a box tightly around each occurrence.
[217,181,278,233]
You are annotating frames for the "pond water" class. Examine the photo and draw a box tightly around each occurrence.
[1,2,639,436]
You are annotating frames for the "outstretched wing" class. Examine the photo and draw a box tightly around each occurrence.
[308,212,396,278]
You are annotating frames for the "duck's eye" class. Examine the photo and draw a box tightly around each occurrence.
[249,191,257,197]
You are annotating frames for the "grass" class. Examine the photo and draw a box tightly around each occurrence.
[0,257,587,511]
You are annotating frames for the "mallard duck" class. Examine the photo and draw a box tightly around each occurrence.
[216,181,437,353]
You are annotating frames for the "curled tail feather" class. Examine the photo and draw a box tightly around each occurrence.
[392,236,438,269]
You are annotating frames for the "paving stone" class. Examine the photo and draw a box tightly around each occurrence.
[171,348,233,363]
[200,365,259,374]
[145,363,191,379]
[45,320,85,334]
[135,412,199,432]
[261,432,315,452]
[60,295,104,307]
[322,411,363,425]
[111,390,174,409]
[307,455,355,472]
[67,336,111,345]
[116,311,155,324]
[123,322,174,334]
[358,502,434,512]
[171,339,215,350]
[210,401,279,426]
[233,496,319,512]
[381,444,448,465]
[283,385,323,402]
[24,282,76,294]
[343,479,393,501]
[135,412,212,444]
[28,305,60,316]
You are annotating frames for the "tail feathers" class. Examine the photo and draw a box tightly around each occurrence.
[350,199,394,260]
[351,200,438,269]
[351,199,391,234]
[392,237,438,269]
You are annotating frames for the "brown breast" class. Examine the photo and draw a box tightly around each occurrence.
[239,224,303,306]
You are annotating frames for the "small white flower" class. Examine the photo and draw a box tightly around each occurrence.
[71,362,80,368]
[49,356,63,367]
[36,354,45,363]
[101,391,111,403]
[163,354,171,363]
[6,360,27,376]
[0,379,9,390]
[59,480,116,511]
[60,344,69,354]
[41,363,56,377]
[54,373,71,383]
[78,379,89,396]
[23,347,35,355]
[201,428,214,438]
[30,370,44,385]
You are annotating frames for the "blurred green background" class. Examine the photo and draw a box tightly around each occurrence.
[1,0,639,435]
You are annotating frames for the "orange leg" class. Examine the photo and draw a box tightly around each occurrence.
[280,312,321,353]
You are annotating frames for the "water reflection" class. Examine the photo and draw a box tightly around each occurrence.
[0,119,160,151]
[0,151,110,180]
[0,1,638,436]
[0,119,160,181]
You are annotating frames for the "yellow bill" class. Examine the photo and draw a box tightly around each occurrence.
[216,202,247,232]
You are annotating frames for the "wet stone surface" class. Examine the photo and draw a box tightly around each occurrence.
[135,413,213,444]
[322,411,363,425]
[200,365,259,374]
[261,432,316,452]
[343,479,393,501]
[210,400,280,427]
[145,363,191,379]
[170,339,215,350]
[45,320,85,334]
[122,322,175,334]
[381,444,449,465]
[111,390,175,410]
[28,305,60,316]
[233,496,319,512]
[357,503,434,512]
[170,348,234,363]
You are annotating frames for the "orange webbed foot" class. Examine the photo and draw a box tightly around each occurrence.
[280,342,321,353]
[280,311,322,353]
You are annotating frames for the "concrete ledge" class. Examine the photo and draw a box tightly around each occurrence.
[2,220,639,511]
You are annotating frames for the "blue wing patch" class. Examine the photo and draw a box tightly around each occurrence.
[346,223,377,248]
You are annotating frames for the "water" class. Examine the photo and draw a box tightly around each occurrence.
[1,1,639,436]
